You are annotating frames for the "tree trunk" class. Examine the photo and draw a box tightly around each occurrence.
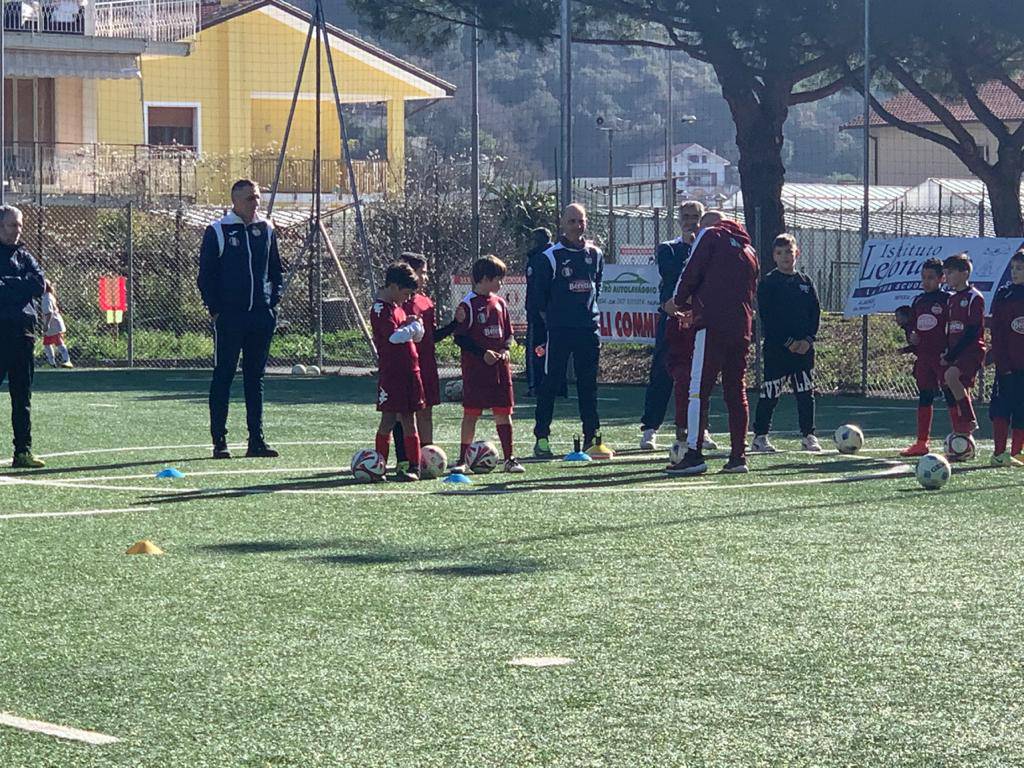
[985,149,1024,237]
[715,70,790,270]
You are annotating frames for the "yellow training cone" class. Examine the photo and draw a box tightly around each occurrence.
[126,540,164,555]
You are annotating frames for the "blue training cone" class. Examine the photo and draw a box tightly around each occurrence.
[155,468,185,479]
[563,435,593,463]
[442,472,473,485]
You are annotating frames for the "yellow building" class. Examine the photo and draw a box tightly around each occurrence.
[97,0,454,199]
[3,0,453,201]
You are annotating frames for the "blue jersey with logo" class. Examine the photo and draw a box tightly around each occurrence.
[533,239,603,331]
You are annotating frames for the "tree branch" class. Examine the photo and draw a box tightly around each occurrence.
[882,54,981,152]
[947,55,1012,143]
[789,67,863,105]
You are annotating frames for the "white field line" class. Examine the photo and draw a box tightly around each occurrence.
[0,712,119,745]
[0,507,158,521]
[53,467,349,483]
[0,476,192,494]
[36,439,359,459]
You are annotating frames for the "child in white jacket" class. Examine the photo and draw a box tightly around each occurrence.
[42,281,72,368]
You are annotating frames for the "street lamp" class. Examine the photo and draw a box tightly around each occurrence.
[597,115,628,260]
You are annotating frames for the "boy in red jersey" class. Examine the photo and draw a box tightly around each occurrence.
[391,252,457,473]
[942,253,986,440]
[987,249,1024,467]
[450,255,525,474]
[896,258,951,457]
[369,262,426,482]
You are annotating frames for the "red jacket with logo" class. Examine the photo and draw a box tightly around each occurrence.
[990,283,1024,374]
[672,220,760,343]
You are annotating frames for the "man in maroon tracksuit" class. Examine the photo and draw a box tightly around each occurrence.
[664,214,759,475]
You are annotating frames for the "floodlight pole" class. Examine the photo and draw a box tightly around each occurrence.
[469,7,481,259]
[664,51,673,231]
[313,0,323,369]
[860,0,871,395]
[1,5,6,205]
[559,0,572,211]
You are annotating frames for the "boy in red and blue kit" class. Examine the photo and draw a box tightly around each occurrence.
[370,262,426,482]
[942,253,986,441]
[896,257,951,457]
[451,255,525,474]
[988,249,1024,467]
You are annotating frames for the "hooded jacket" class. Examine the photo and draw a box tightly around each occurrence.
[0,241,45,330]
[672,220,760,342]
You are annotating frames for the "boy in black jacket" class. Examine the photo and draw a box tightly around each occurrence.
[750,234,821,453]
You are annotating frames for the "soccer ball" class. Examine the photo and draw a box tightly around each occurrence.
[833,424,864,454]
[944,432,976,462]
[465,440,499,474]
[291,364,307,375]
[419,444,448,479]
[444,379,463,402]
[350,449,386,483]
[668,439,688,465]
[306,365,321,376]
[916,453,951,490]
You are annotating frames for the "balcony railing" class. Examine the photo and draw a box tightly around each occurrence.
[2,141,197,200]
[2,0,198,42]
[250,156,390,196]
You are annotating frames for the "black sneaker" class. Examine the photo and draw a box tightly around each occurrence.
[666,448,707,476]
[395,469,420,482]
[213,439,231,459]
[721,456,749,474]
[245,441,279,458]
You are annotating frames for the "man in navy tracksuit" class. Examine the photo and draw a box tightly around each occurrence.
[197,179,283,459]
[532,203,610,458]
[0,204,46,468]
[524,226,553,397]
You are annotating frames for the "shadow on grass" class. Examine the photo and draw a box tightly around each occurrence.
[414,558,550,578]
[0,456,212,478]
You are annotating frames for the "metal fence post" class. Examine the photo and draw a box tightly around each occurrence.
[753,206,763,390]
[126,203,135,367]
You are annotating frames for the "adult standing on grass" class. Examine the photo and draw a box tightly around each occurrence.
[664,213,759,475]
[198,179,283,460]
[0,204,46,468]
[524,226,553,397]
[532,203,612,459]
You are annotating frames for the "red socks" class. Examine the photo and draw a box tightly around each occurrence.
[916,406,933,442]
[958,395,977,429]
[496,423,513,460]
[403,433,421,470]
[375,432,390,463]
[1012,429,1024,456]
[993,418,1010,455]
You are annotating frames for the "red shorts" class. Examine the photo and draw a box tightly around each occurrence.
[419,357,441,407]
[43,333,64,346]
[377,368,425,413]
[464,405,513,417]
[947,350,984,388]
[462,360,514,411]
[913,354,945,391]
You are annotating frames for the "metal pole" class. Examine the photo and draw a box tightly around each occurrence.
[1,6,5,205]
[860,0,871,396]
[664,51,673,232]
[313,0,323,369]
[127,203,135,367]
[559,0,572,210]
[606,128,614,259]
[469,7,480,259]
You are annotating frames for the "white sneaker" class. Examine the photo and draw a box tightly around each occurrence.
[449,463,472,476]
[640,429,657,451]
[702,431,719,451]
[801,434,822,452]
[750,435,778,453]
[503,457,526,473]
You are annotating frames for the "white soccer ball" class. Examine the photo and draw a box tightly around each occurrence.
[306,365,321,376]
[833,424,864,454]
[668,439,688,465]
[419,444,448,479]
[291,364,307,375]
[916,452,951,490]
[466,440,499,474]
[944,432,976,462]
[350,449,386,483]
[444,379,463,402]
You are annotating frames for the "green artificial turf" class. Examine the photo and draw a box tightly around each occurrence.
[1,370,1022,767]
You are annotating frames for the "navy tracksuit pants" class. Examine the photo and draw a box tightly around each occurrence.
[209,307,275,443]
[533,327,601,440]
[0,324,34,454]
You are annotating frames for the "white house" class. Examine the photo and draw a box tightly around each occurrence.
[629,142,731,188]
